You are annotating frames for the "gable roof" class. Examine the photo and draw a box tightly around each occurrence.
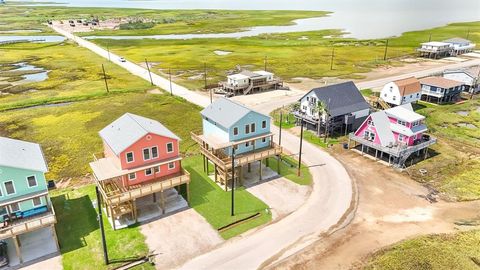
[385,103,424,122]
[444,66,480,79]
[419,76,464,89]
[99,113,180,155]
[369,112,395,147]
[303,81,370,117]
[0,137,48,172]
[443,38,472,44]
[393,77,421,96]
[200,97,266,129]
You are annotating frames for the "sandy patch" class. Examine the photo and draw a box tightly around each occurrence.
[141,208,223,269]
[148,88,163,94]
[213,50,232,56]
[456,110,469,116]
[456,122,477,129]
[381,207,434,223]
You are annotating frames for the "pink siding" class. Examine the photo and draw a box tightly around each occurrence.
[124,160,181,186]
[103,141,121,169]
[354,116,382,145]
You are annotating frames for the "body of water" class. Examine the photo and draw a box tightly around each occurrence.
[9,0,480,39]
[13,62,49,83]
[0,35,66,43]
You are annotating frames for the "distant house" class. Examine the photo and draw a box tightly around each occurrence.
[90,113,190,229]
[0,137,58,265]
[348,104,436,167]
[417,41,452,58]
[293,81,370,136]
[420,76,464,103]
[380,77,422,106]
[221,70,282,95]
[191,98,282,189]
[443,66,480,94]
[443,38,476,56]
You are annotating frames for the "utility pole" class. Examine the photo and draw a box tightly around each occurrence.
[471,66,480,100]
[279,110,283,146]
[101,64,109,93]
[330,47,335,70]
[428,33,432,42]
[467,29,470,40]
[96,186,109,265]
[231,147,236,216]
[383,39,389,61]
[145,58,153,86]
[264,55,267,71]
[169,68,173,96]
[297,119,304,176]
[204,62,207,91]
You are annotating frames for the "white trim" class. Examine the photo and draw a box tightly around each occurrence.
[26,175,38,188]
[166,142,174,154]
[4,180,16,196]
[168,162,176,170]
[126,151,135,163]
[0,185,3,197]
[233,126,239,136]
[142,147,151,161]
[128,172,136,181]
[262,120,267,129]
[151,145,159,159]
[145,168,153,176]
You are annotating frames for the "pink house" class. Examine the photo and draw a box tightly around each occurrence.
[349,104,436,167]
[90,113,190,229]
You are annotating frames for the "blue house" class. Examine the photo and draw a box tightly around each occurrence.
[192,98,282,189]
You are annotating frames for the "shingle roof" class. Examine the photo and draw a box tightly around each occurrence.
[443,38,472,44]
[99,113,180,155]
[393,77,421,96]
[201,97,264,129]
[420,76,464,89]
[0,137,48,172]
[303,81,370,117]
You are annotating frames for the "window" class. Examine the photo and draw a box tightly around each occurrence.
[397,119,407,126]
[399,134,405,141]
[10,203,20,213]
[364,131,375,141]
[417,93,420,97]
[168,162,175,170]
[384,93,387,97]
[233,127,239,136]
[154,166,160,173]
[151,147,159,158]
[4,181,15,195]
[245,124,250,134]
[145,168,153,176]
[262,120,267,129]
[128,173,136,180]
[306,97,310,102]
[166,142,174,153]
[32,197,42,207]
[143,148,151,160]
[126,152,134,163]
[393,96,396,101]
[367,120,374,126]
[262,137,266,143]
[389,86,393,92]
[27,175,37,188]
[245,142,250,147]
[251,123,256,133]
[0,188,2,197]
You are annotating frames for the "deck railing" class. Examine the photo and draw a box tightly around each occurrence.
[349,133,437,157]
[0,208,56,240]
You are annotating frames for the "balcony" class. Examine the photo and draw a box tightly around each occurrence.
[0,206,56,240]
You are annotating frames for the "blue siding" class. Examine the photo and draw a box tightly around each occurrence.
[227,111,271,155]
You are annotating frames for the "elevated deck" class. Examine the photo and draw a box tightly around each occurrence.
[0,208,56,240]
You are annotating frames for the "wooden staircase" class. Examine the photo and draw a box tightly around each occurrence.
[243,83,254,95]
[377,98,391,110]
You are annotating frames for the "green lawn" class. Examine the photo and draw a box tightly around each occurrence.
[0,41,151,111]
[264,155,312,185]
[52,185,153,270]
[271,107,297,130]
[183,155,272,239]
[365,230,480,270]
[0,93,202,181]
[409,98,480,201]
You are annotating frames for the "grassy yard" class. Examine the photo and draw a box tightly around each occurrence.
[91,21,480,90]
[364,230,480,270]
[0,93,202,181]
[0,41,151,111]
[52,185,153,270]
[409,98,480,201]
[183,155,272,239]
[264,155,312,185]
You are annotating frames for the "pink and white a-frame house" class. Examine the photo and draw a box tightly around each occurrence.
[348,104,436,167]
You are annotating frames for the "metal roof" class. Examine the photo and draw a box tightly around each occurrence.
[369,112,395,147]
[385,103,425,123]
[200,97,265,129]
[302,81,370,117]
[0,137,48,172]
[99,113,180,155]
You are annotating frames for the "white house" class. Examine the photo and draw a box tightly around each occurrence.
[443,66,480,93]
[417,41,452,58]
[443,38,476,55]
[227,73,250,88]
[380,77,422,106]
[222,70,282,95]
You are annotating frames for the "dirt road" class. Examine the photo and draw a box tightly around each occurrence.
[269,147,480,269]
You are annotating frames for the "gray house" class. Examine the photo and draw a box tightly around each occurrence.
[294,81,371,136]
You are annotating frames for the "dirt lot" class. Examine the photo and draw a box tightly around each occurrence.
[269,146,480,269]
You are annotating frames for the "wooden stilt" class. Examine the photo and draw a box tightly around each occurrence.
[160,191,166,214]
[153,192,156,203]
[206,158,209,174]
[277,155,281,174]
[239,166,243,186]
[266,158,270,167]
[361,144,364,155]
[375,149,378,160]
[214,164,218,182]
[248,163,251,173]
[51,225,60,250]
[186,183,190,205]
[259,160,263,181]
[202,154,206,173]
[13,236,22,264]
[111,205,117,231]
[424,148,428,160]
[133,199,138,223]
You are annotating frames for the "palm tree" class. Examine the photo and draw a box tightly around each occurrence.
[315,101,329,141]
